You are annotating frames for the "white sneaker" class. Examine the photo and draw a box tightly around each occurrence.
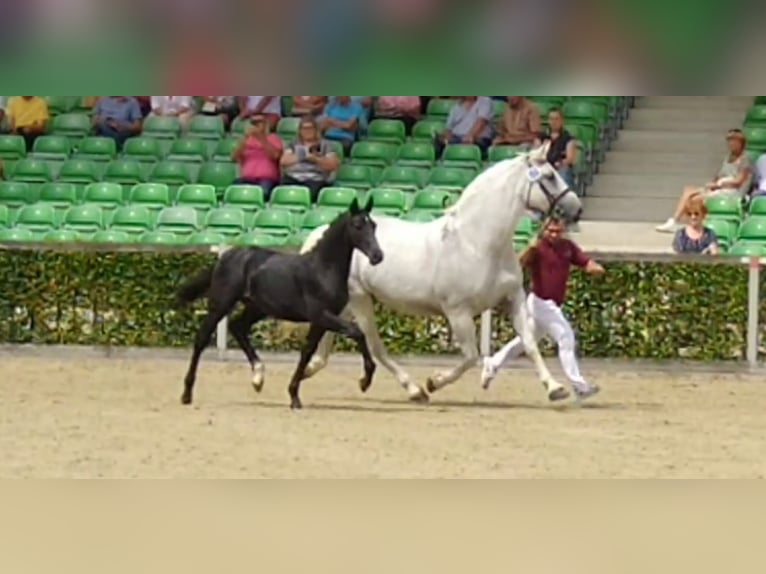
[480,357,498,390]
[655,218,677,233]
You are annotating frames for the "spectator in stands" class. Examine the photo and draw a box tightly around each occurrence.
[149,96,195,130]
[672,195,719,255]
[436,96,494,158]
[280,117,341,202]
[238,97,282,131]
[6,96,49,151]
[493,96,542,148]
[374,96,421,134]
[134,97,152,117]
[657,129,754,233]
[91,96,143,151]
[329,96,374,135]
[320,96,363,156]
[541,108,578,188]
[199,96,239,129]
[753,153,766,197]
[232,114,284,201]
[291,96,328,117]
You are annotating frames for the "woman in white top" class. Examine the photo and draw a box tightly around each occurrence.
[238,96,282,131]
[149,96,195,130]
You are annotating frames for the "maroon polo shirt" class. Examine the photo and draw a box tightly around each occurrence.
[525,238,590,306]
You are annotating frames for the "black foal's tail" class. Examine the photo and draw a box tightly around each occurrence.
[176,267,214,307]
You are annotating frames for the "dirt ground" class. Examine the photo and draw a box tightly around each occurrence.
[1,354,765,478]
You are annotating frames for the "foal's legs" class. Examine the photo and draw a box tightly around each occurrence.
[288,324,326,410]
[425,309,479,393]
[228,304,267,393]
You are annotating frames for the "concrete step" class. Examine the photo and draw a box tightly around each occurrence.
[573,221,675,253]
[611,130,730,154]
[587,174,691,199]
[628,108,748,124]
[582,196,676,222]
[599,151,724,175]
[627,117,745,133]
[638,96,753,112]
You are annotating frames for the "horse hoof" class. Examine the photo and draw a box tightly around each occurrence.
[548,387,570,402]
[290,399,303,410]
[359,377,372,394]
[181,393,192,405]
[426,378,437,394]
[409,388,430,404]
[252,382,264,394]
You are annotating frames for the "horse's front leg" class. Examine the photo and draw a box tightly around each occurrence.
[426,310,479,393]
[508,287,569,402]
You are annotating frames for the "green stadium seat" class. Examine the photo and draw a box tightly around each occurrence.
[62,204,104,235]
[368,188,407,216]
[515,216,539,239]
[235,231,286,247]
[75,136,117,160]
[43,96,76,115]
[197,162,237,195]
[155,206,199,235]
[488,145,523,163]
[755,97,766,106]
[426,98,457,120]
[188,115,225,140]
[442,144,482,169]
[15,203,57,235]
[705,194,743,222]
[325,139,345,159]
[744,106,766,128]
[230,117,248,136]
[749,197,766,216]
[83,182,123,207]
[0,205,8,228]
[253,208,294,237]
[50,113,91,142]
[402,209,438,223]
[335,164,375,190]
[276,117,300,141]
[378,166,424,191]
[176,184,218,214]
[89,230,133,244]
[129,183,171,216]
[223,184,265,209]
[411,119,445,142]
[367,119,406,144]
[427,166,475,191]
[56,159,98,197]
[705,218,737,244]
[142,116,182,140]
[107,205,152,235]
[270,185,312,213]
[187,230,228,246]
[300,207,340,230]
[727,241,766,257]
[43,229,80,243]
[317,186,357,210]
[102,160,144,196]
[11,159,53,194]
[0,181,32,215]
[0,135,27,162]
[149,161,192,188]
[0,227,34,242]
[350,141,397,168]
[123,137,163,163]
[39,182,77,206]
[396,142,436,168]
[31,135,72,160]
[744,127,766,153]
[212,137,239,162]
[411,189,452,213]
[167,138,208,164]
[204,207,247,237]
[138,231,184,246]
[737,217,766,241]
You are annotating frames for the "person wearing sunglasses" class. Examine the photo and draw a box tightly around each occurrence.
[232,114,284,200]
[672,195,719,255]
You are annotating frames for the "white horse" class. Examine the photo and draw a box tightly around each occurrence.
[300,146,583,403]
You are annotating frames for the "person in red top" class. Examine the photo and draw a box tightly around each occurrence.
[481,217,606,400]
[232,114,284,201]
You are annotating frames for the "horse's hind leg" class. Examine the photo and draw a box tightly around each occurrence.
[302,320,342,379]
[426,310,479,394]
[229,304,267,393]
[348,295,428,402]
[288,324,327,410]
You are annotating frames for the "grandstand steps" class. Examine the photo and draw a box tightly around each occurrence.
[573,221,673,253]
[584,96,751,224]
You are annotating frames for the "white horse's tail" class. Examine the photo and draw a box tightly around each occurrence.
[300,224,330,255]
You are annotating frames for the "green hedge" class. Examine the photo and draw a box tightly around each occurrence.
[0,249,759,361]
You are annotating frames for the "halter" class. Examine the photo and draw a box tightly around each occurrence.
[523,156,578,221]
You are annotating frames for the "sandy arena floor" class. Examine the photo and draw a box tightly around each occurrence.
[1,354,765,478]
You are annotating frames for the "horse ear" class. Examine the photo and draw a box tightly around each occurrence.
[363,194,374,213]
[349,197,360,213]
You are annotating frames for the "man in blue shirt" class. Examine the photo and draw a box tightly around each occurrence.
[320,96,363,155]
[92,96,143,150]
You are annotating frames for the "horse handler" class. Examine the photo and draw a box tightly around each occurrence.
[480,217,605,401]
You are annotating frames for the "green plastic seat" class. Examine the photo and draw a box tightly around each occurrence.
[39,182,77,207]
[0,135,27,160]
[749,196,766,216]
[0,205,9,228]
[515,216,539,239]
[270,185,312,213]
[212,138,240,162]
[129,183,171,214]
[89,230,133,244]
[300,207,340,230]
[138,231,183,245]
[0,227,34,242]
[43,229,80,243]
[15,203,57,233]
[396,142,436,168]
[0,181,32,213]
[378,166,424,191]
[367,119,406,144]
[402,209,438,223]
[103,159,144,188]
[704,218,736,244]
[744,106,766,128]
[426,98,457,120]
[176,184,218,213]
[744,127,766,153]
[187,230,228,246]
[442,144,482,169]
[726,241,766,257]
[197,162,238,194]
[562,101,608,133]
[204,207,247,236]
[11,158,53,188]
[31,135,72,160]
[317,187,358,210]
[74,136,117,162]
[150,161,192,188]
[488,145,523,163]
[253,208,294,237]
[350,141,397,168]
[188,115,225,140]
[142,116,182,140]
[62,204,104,234]
[705,194,743,222]
[83,182,123,207]
[155,206,199,235]
[223,184,265,209]
[235,231,286,247]
[737,217,766,241]
[411,189,452,212]
[369,188,407,216]
[335,164,375,190]
[167,138,208,164]
[57,159,98,195]
[276,117,301,141]
[411,119,446,142]
[109,205,153,235]
[43,96,76,115]
[427,166,475,191]
[50,113,91,142]
[123,137,163,163]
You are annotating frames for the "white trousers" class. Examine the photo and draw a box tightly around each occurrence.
[489,293,587,386]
